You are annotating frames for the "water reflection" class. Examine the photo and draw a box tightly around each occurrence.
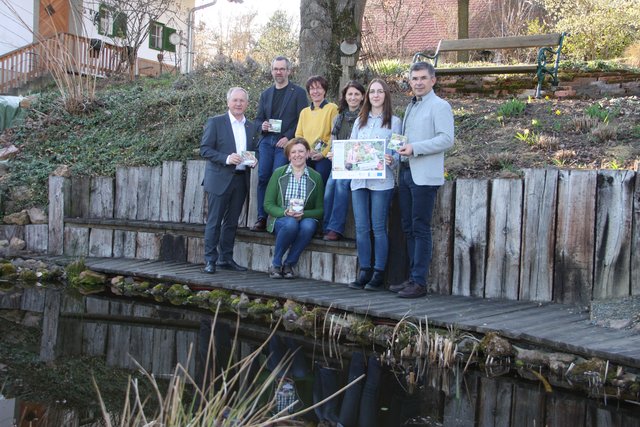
[1,286,639,426]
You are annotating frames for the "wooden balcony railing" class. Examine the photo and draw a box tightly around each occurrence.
[0,33,126,93]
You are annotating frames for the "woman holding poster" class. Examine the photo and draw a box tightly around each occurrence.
[348,79,401,291]
[323,81,366,241]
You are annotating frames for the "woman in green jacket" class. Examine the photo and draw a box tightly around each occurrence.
[264,137,324,279]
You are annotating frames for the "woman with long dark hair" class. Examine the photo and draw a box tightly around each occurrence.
[348,78,401,291]
[323,81,366,241]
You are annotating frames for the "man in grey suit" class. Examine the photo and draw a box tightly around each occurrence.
[200,87,259,274]
[391,62,454,298]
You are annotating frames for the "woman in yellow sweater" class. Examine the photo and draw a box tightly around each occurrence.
[295,75,338,184]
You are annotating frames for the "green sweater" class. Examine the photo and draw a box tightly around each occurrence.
[263,165,325,233]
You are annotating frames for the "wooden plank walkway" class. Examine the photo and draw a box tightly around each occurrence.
[44,256,640,369]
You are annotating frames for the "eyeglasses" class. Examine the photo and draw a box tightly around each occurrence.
[272,68,287,72]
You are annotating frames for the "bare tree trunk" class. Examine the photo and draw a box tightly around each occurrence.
[458,0,470,62]
[299,0,367,97]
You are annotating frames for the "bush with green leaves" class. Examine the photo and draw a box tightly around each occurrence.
[584,103,618,123]
[497,98,526,118]
[2,63,272,213]
[536,0,640,60]
[371,59,410,77]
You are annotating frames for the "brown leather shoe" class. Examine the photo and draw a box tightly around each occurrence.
[251,217,267,232]
[323,230,342,241]
[388,279,413,293]
[397,282,428,298]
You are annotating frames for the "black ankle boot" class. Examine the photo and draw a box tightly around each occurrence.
[349,268,372,289]
[364,270,384,291]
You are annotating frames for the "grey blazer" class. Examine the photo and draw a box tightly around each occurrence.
[200,113,259,195]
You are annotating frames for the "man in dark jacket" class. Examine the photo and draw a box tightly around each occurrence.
[200,87,259,273]
[250,56,308,231]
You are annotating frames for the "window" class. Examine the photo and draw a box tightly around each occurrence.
[98,3,126,37]
[149,21,176,53]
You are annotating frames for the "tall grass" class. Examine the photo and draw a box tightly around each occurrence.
[94,312,365,426]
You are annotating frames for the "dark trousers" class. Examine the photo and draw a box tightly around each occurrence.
[358,354,382,427]
[204,174,247,263]
[338,351,366,427]
[398,167,439,286]
[257,134,288,220]
[195,319,232,400]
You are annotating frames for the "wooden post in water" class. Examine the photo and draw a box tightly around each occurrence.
[136,166,162,221]
[633,166,640,296]
[452,179,488,297]
[40,289,61,362]
[554,170,596,305]
[485,179,523,300]
[160,161,183,223]
[593,170,634,299]
[182,160,206,224]
[88,176,115,257]
[520,169,558,302]
[431,181,455,294]
[48,176,69,255]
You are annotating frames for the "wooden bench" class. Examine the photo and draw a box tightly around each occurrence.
[412,33,567,97]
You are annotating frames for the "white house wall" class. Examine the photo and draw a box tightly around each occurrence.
[0,0,35,56]
[80,0,192,74]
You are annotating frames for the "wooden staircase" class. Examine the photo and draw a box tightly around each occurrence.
[0,33,125,94]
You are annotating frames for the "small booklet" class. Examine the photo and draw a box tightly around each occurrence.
[314,139,328,153]
[241,151,257,166]
[387,133,407,151]
[268,119,282,133]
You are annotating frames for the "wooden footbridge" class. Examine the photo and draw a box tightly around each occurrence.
[42,255,640,371]
[25,164,640,371]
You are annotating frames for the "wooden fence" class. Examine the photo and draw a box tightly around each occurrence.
[44,163,640,305]
[0,33,124,93]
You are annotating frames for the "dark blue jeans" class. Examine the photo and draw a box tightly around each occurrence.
[272,217,318,267]
[257,134,288,220]
[338,351,365,426]
[358,354,382,427]
[323,176,351,235]
[352,188,394,271]
[265,335,309,379]
[308,157,332,184]
[398,167,438,286]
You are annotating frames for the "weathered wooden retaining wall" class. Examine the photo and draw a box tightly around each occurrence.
[1,286,199,377]
[47,161,359,286]
[45,162,640,305]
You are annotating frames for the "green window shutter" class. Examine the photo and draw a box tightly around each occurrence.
[113,12,127,38]
[163,26,176,52]
[97,4,107,35]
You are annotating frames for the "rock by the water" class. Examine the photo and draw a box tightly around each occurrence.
[0,145,19,160]
[4,211,29,225]
[514,346,547,366]
[481,332,514,358]
[52,165,71,177]
[9,237,26,252]
[27,207,47,224]
[73,270,107,294]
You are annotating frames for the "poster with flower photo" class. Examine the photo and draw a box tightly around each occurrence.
[331,139,386,179]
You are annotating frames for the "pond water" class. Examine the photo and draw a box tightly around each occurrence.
[1,285,639,427]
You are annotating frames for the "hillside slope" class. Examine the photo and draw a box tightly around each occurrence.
[1,65,639,216]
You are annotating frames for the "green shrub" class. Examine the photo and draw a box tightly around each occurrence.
[538,0,640,60]
[371,59,409,77]
[584,103,618,123]
[3,63,271,213]
[497,99,526,117]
